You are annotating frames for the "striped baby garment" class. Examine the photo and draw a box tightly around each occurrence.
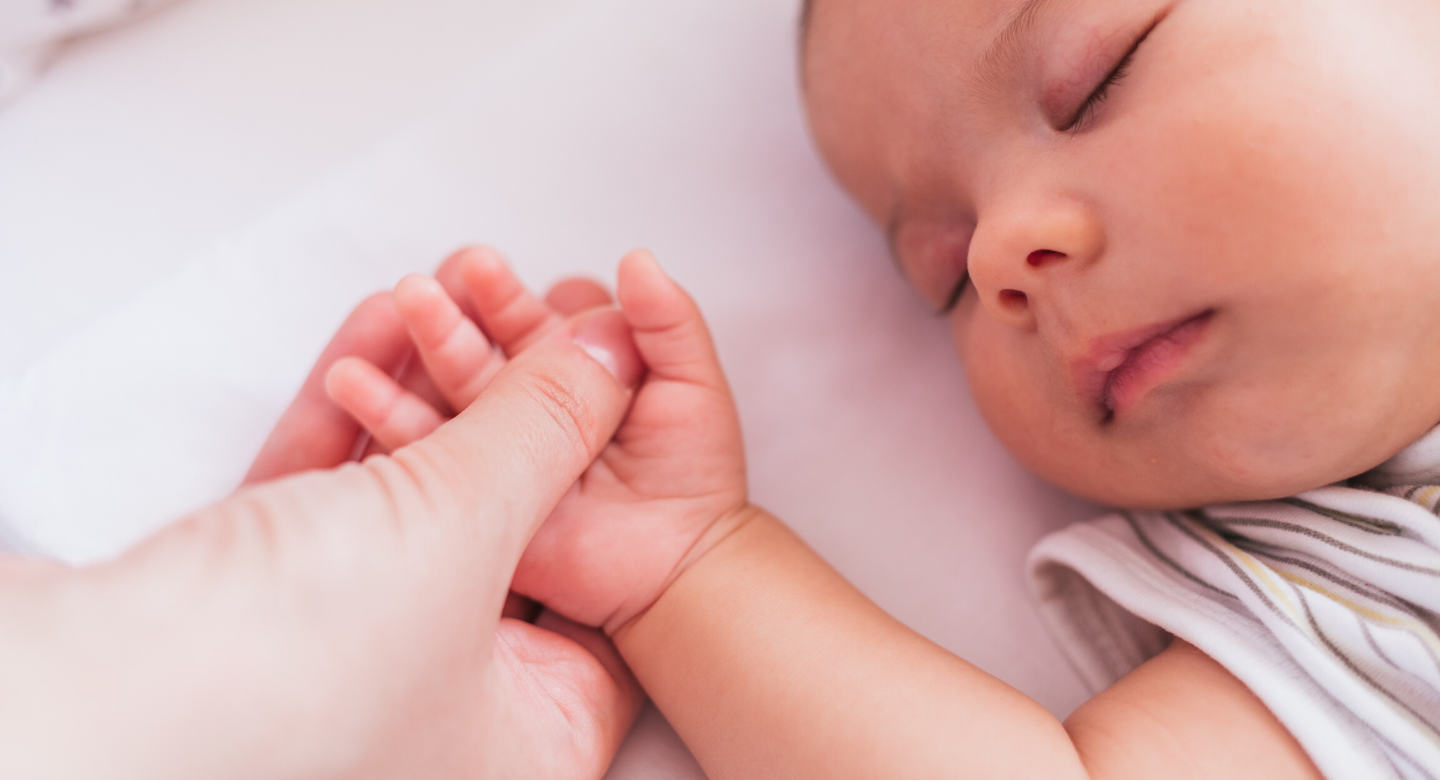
[1029,425,1440,780]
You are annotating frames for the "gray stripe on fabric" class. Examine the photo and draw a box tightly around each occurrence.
[1415,619,1440,682]
[1380,747,1407,780]
[1417,639,1440,691]
[1298,601,1439,780]
[1168,512,1302,631]
[1239,543,1421,616]
[1385,741,1428,780]
[1298,591,1440,742]
[1359,624,1440,728]
[1358,619,1440,716]
[1279,497,1403,535]
[1122,511,1235,598]
[1360,620,1404,675]
[1203,517,1440,577]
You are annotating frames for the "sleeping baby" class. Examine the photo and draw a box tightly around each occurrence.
[317,0,1440,776]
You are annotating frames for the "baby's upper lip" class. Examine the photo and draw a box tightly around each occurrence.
[1069,310,1215,420]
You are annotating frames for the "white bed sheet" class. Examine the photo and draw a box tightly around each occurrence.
[0,0,589,377]
[0,0,1099,775]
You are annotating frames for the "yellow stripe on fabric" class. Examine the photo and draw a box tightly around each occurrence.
[1414,485,1440,511]
[1233,546,1305,621]
[1274,569,1440,657]
[1188,517,1307,622]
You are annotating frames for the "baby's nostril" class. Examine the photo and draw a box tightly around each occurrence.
[999,289,1028,309]
[1027,250,1065,267]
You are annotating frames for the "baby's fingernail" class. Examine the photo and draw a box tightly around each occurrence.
[573,309,643,388]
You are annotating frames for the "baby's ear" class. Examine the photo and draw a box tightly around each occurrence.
[616,250,728,391]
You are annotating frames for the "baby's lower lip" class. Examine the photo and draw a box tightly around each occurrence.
[1099,311,1215,420]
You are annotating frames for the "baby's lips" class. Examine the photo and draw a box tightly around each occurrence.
[572,308,644,389]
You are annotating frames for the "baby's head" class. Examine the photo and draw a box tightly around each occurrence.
[802,0,1440,509]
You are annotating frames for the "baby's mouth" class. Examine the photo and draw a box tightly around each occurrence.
[1073,310,1216,423]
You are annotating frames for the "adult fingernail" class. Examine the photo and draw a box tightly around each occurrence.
[573,309,643,388]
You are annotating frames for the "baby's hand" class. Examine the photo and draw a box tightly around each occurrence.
[328,247,750,633]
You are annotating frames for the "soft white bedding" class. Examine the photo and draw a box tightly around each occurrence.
[0,0,1098,775]
[0,0,184,105]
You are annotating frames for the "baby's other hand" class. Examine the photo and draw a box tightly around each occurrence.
[329,247,750,634]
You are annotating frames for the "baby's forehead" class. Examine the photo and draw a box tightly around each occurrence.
[802,0,1026,121]
[803,0,1021,202]
[803,0,1020,55]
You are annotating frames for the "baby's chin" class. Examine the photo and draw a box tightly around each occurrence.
[1019,419,1418,511]
[1030,457,1327,513]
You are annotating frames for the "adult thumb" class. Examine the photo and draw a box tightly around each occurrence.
[385,307,642,582]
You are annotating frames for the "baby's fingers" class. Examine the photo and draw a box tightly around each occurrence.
[325,357,446,451]
[394,274,505,411]
[458,247,565,357]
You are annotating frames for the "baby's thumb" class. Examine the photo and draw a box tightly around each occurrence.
[390,308,642,581]
[616,250,728,392]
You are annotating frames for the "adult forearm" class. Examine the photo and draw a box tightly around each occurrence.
[613,507,1088,780]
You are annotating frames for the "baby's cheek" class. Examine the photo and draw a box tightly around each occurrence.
[954,312,1142,505]
[954,315,1066,473]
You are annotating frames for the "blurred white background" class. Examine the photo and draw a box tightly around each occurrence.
[0,0,585,376]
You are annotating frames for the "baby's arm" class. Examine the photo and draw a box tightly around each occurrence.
[613,507,1321,780]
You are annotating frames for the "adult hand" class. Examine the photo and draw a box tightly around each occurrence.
[0,292,645,779]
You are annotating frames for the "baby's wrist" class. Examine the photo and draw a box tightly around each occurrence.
[607,502,767,638]
[673,501,768,582]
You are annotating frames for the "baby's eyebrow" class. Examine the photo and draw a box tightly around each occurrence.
[974,0,1063,96]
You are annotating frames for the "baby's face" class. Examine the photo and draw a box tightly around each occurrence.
[805,0,1440,508]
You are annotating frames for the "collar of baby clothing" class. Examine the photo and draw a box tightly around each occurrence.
[1028,424,1440,780]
